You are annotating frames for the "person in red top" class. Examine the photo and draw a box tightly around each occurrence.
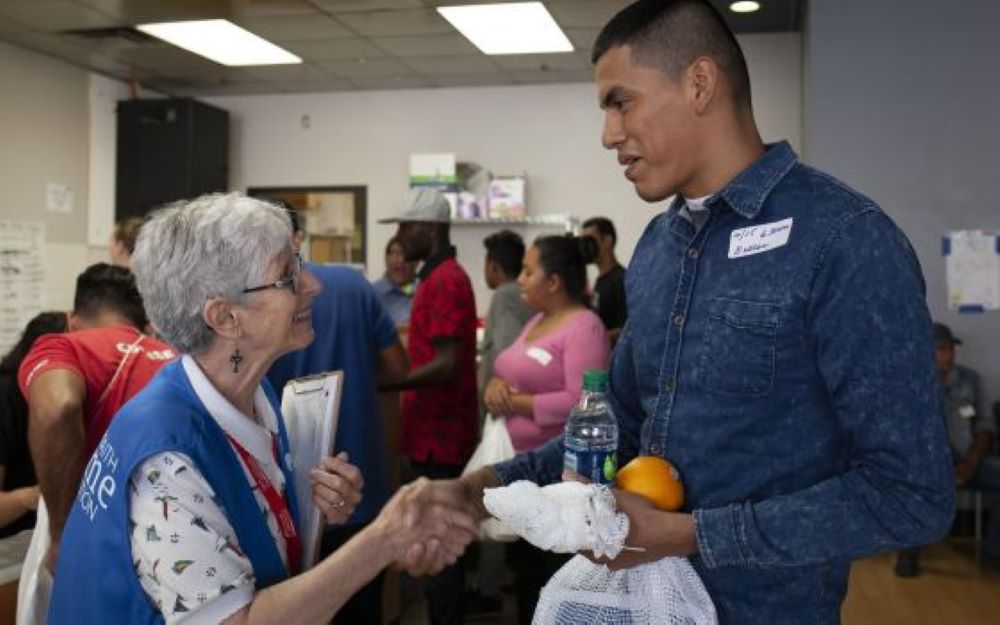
[380,188,477,625]
[18,263,174,574]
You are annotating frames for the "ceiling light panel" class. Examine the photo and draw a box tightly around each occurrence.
[137,19,302,66]
[437,2,574,55]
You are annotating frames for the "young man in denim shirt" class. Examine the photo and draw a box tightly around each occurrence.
[422,1,955,621]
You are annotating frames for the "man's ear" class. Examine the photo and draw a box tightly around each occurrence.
[686,56,719,114]
[202,298,240,340]
[67,311,84,332]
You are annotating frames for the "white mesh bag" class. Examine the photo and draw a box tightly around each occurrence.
[483,481,716,625]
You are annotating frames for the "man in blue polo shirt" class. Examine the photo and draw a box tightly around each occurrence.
[268,218,408,624]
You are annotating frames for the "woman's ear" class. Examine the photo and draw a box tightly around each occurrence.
[545,272,564,297]
[203,298,240,340]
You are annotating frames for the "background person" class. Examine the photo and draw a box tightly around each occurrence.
[483,234,609,624]
[0,311,66,538]
[379,187,478,625]
[267,209,410,624]
[108,216,144,268]
[372,236,418,327]
[582,216,627,344]
[896,323,1000,576]
[49,193,476,624]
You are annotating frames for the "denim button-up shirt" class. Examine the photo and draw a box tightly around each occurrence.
[493,142,955,623]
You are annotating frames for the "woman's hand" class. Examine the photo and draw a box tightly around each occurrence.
[311,452,363,525]
[371,478,478,576]
[484,377,514,416]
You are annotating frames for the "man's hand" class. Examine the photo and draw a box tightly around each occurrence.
[563,469,697,571]
[311,452,363,525]
[371,478,478,576]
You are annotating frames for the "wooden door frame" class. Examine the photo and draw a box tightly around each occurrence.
[247,185,368,266]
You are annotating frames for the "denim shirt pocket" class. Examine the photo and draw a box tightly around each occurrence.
[696,297,781,396]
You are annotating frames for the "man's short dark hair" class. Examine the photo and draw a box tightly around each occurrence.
[484,230,525,279]
[592,0,752,109]
[582,217,618,246]
[73,263,148,330]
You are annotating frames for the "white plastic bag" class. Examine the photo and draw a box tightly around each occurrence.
[533,555,717,625]
[17,499,53,625]
[461,415,517,541]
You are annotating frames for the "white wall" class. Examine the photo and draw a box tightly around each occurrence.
[0,41,92,315]
[208,32,802,313]
[805,0,1000,407]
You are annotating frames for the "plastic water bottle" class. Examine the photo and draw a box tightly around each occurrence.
[563,370,618,484]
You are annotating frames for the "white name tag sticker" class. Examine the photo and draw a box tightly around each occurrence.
[526,346,553,366]
[959,404,977,419]
[728,218,793,259]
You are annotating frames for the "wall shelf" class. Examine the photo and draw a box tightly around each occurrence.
[451,214,579,232]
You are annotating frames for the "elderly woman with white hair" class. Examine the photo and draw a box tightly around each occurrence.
[47,193,477,624]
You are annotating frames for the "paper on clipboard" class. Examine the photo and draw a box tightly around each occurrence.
[280,371,343,570]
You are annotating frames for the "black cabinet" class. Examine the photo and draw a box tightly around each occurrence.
[116,98,229,220]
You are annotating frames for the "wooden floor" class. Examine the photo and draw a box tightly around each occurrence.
[400,540,1000,624]
[843,541,1000,624]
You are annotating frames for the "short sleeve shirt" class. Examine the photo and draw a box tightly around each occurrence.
[18,326,175,457]
[401,252,478,465]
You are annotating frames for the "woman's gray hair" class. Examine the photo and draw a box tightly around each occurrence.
[131,192,292,354]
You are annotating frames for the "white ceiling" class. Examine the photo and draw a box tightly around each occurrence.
[0,0,803,95]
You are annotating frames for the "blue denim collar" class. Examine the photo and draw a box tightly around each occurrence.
[696,140,798,219]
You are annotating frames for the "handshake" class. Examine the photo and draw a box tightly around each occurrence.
[357,468,500,576]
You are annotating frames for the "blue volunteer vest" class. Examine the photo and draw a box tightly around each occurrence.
[48,360,301,624]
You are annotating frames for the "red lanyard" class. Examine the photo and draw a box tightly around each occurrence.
[226,433,301,575]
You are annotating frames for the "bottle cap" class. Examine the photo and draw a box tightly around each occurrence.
[582,369,608,392]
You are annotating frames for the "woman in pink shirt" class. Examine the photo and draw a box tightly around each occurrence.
[483,233,609,623]
[484,235,610,453]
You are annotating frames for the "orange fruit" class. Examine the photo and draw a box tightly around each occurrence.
[615,456,684,511]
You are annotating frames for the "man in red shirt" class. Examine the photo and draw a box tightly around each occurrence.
[380,188,478,625]
[18,263,174,571]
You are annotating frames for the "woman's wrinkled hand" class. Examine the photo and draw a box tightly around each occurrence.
[311,452,363,525]
[373,477,479,576]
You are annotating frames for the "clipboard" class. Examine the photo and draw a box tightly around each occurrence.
[280,371,344,570]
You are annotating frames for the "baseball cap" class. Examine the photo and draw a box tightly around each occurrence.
[932,322,962,346]
[378,187,450,224]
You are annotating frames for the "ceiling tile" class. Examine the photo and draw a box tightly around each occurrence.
[269,77,355,93]
[371,34,476,57]
[234,14,353,41]
[404,54,501,76]
[77,0,229,23]
[349,73,434,90]
[283,37,385,61]
[335,8,452,37]
[309,0,424,12]
[510,69,594,85]
[242,61,332,81]
[434,73,515,88]
[489,52,586,73]
[565,28,600,53]
[546,0,632,30]
[0,1,118,32]
[225,0,316,18]
[319,56,412,78]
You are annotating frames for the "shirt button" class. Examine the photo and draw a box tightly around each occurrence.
[686,247,699,259]
[649,443,662,455]
[664,378,676,392]
[673,314,685,327]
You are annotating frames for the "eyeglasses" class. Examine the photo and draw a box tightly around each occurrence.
[243,252,302,295]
